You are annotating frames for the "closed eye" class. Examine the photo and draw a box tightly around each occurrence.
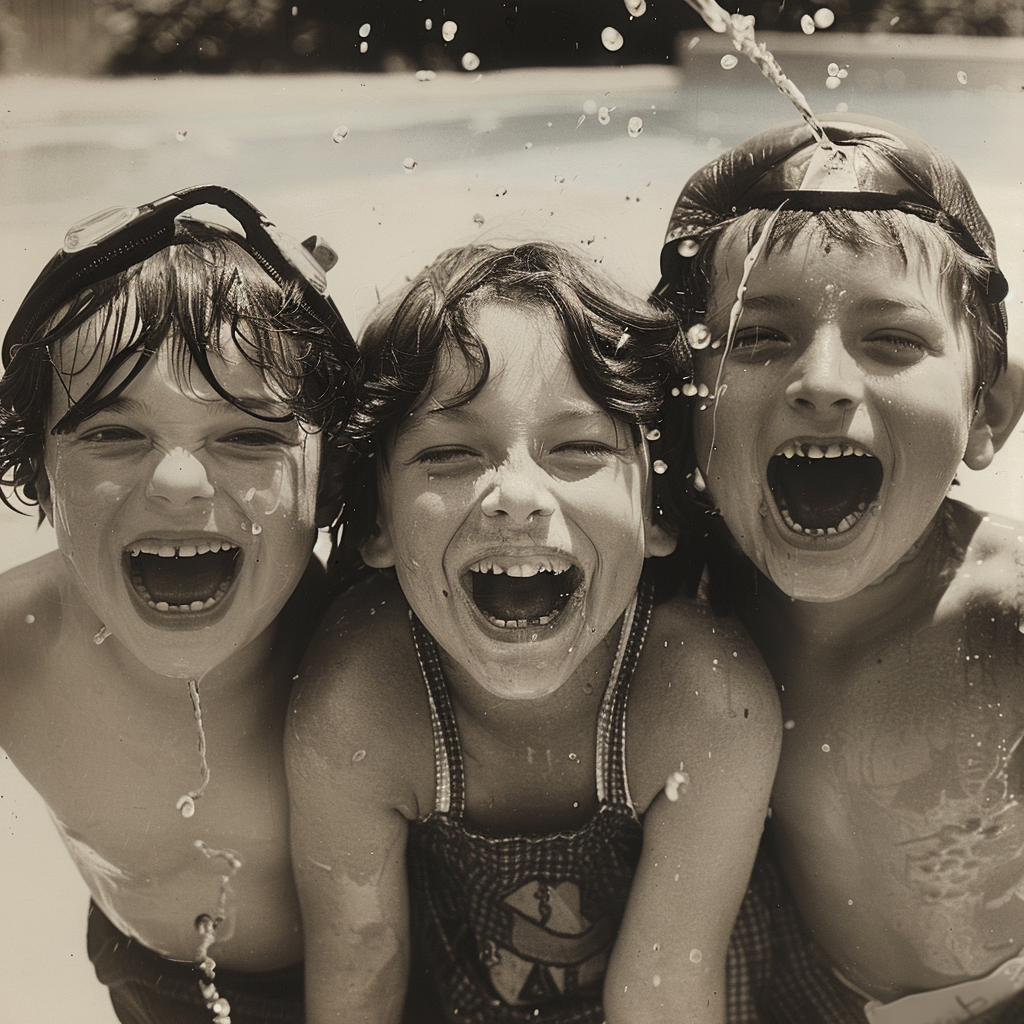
[411,446,479,466]
[862,332,929,367]
[731,326,789,350]
[220,429,299,447]
[78,425,145,443]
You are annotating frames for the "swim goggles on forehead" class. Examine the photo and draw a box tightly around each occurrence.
[2,183,356,371]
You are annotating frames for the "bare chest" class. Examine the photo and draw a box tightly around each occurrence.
[770,620,1024,992]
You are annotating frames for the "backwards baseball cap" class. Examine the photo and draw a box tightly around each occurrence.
[654,114,1009,361]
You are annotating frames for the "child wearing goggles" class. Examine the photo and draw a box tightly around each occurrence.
[655,115,1024,1023]
[0,186,356,1024]
[286,241,781,1024]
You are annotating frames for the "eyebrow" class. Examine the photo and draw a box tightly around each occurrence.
[76,394,293,423]
[736,294,942,322]
[402,401,620,436]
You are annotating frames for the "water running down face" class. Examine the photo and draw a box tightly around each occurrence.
[362,300,674,701]
[692,228,993,602]
[42,320,321,679]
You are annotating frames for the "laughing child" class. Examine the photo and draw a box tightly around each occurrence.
[0,186,357,1024]
[286,241,781,1024]
[655,115,1024,1022]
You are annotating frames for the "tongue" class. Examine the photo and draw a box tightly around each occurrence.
[777,458,869,530]
[472,573,557,622]
[136,550,237,605]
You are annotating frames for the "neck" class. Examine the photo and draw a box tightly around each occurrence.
[740,502,963,652]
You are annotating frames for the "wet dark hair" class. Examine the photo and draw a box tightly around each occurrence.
[336,241,687,581]
[0,221,355,528]
[675,206,1006,387]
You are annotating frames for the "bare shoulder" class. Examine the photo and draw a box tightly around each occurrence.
[0,551,64,693]
[942,501,1024,647]
[286,570,434,818]
[627,590,781,814]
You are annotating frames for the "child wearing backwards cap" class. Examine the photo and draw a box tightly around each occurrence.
[655,114,1024,1024]
[287,241,780,1024]
[0,186,356,1024]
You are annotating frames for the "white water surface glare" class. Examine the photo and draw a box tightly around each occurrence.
[2,36,1023,1023]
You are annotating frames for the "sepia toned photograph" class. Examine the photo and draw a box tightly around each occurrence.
[2,2,1023,1022]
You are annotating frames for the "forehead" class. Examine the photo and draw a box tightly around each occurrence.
[711,223,952,314]
[48,314,288,419]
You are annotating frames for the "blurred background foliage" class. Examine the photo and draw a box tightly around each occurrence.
[2,0,1023,75]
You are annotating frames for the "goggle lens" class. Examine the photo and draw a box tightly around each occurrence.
[63,206,139,253]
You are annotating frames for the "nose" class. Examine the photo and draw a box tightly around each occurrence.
[147,446,215,504]
[785,329,861,414]
[480,454,556,521]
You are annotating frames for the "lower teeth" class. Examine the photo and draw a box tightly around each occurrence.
[131,573,231,613]
[486,610,557,630]
[779,502,867,536]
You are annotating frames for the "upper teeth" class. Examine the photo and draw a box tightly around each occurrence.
[128,540,239,558]
[777,441,870,460]
[469,557,571,577]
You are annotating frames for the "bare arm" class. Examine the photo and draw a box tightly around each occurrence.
[604,606,781,1024]
[286,581,428,1024]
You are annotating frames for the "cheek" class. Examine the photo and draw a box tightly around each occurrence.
[230,444,321,527]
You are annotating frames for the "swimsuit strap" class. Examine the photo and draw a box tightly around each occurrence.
[596,579,655,816]
[410,610,465,817]
[409,579,655,820]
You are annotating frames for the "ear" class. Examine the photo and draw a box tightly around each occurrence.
[359,518,397,569]
[964,363,1024,470]
[644,517,677,559]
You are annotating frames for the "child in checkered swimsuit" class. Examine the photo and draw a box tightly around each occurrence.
[286,241,780,1024]
[655,114,1024,1024]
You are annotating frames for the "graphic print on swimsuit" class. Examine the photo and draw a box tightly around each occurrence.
[484,879,614,1005]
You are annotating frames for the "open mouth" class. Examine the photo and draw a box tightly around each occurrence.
[465,556,583,629]
[126,539,241,613]
[767,441,883,537]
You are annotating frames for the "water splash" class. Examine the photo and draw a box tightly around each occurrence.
[682,0,833,149]
[176,679,211,818]
[93,624,112,645]
[701,205,784,481]
[193,841,243,1024]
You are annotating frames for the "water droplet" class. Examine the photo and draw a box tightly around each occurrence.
[837,68,848,78]
[425,18,432,30]
[568,752,579,762]
[24,614,35,624]
[627,116,643,138]
[784,719,796,730]
[461,51,480,71]
[601,27,624,52]
[524,141,533,150]
[583,99,598,115]
[813,8,835,29]
[847,898,854,905]
[555,174,565,184]
[800,14,816,33]
[175,130,188,142]
[689,948,703,964]
[441,20,457,41]
[835,101,849,113]
[624,0,647,16]
[93,625,112,645]
[645,428,661,441]
[403,157,418,172]
[822,743,831,753]
[177,795,196,818]
[670,386,681,397]
[358,23,371,38]
[473,213,485,226]
[653,460,668,475]
[359,41,368,53]
[251,523,262,535]
[677,238,700,257]
[291,5,297,14]
[652,974,661,988]
[687,324,711,350]
[682,382,698,397]
[244,486,256,502]
[957,71,968,85]
[826,76,841,89]
[415,69,436,82]
[598,106,611,125]
[828,62,840,76]
[352,749,366,763]
[890,15,900,24]
[720,53,739,70]
[332,125,349,142]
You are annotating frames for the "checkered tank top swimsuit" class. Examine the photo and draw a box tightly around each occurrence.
[406,581,655,1024]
